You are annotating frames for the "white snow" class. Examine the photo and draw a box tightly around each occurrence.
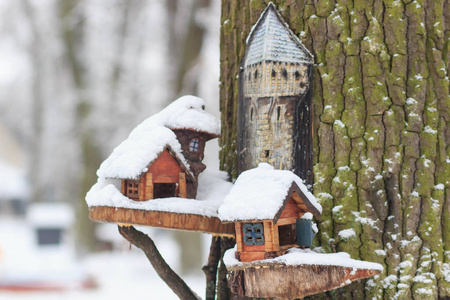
[0,219,205,300]
[245,3,313,66]
[27,203,74,228]
[97,126,187,180]
[406,98,417,105]
[332,205,343,213]
[97,96,218,180]
[334,120,345,128]
[435,183,445,190]
[0,159,29,200]
[151,95,220,135]
[338,228,356,239]
[86,169,233,218]
[423,126,437,134]
[218,163,322,222]
[374,249,386,256]
[224,246,383,271]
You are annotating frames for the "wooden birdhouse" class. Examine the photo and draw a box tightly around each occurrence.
[237,2,314,185]
[219,163,321,262]
[87,96,234,236]
[118,145,194,201]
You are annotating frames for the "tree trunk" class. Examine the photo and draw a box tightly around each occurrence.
[219,0,449,299]
[58,0,101,254]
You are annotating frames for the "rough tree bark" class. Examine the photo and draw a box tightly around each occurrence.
[219,0,449,299]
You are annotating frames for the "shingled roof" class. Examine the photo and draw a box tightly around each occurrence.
[244,2,314,67]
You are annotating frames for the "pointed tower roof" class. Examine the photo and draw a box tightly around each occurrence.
[244,3,313,67]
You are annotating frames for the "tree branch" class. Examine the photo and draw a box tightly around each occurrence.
[118,225,200,300]
[217,237,236,300]
[202,236,222,300]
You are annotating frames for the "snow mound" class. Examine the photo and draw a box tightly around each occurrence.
[86,169,232,217]
[218,163,322,221]
[224,246,383,271]
[150,95,220,135]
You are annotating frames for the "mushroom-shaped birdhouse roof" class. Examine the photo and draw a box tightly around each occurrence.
[244,2,314,67]
[218,163,322,223]
[97,96,219,180]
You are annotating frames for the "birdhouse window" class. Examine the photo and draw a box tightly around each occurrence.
[153,183,178,199]
[243,223,265,246]
[126,180,140,200]
[189,138,200,152]
[278,224,297,246]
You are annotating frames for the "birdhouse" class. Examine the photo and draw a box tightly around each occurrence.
[237,2,314,185]
[219,163,321,262]
[86,96,235,236]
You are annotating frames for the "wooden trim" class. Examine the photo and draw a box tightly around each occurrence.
[121,180,126,194]
[139,174,146,201]
[272,182,321,224]
[235,222,243,252]
[263,221,273,252]
[239,252,265,262]
[275,217,296,226]
[145,173,153,200]
[179,173,186,198]
[272,223,280,252]
[279,244,298,251]
[165,146,195,182]
[89,206,235,237]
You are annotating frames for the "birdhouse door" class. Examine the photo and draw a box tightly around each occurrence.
[296,219,315,247]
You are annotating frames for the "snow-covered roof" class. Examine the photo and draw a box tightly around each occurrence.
[245,3,313,67]
[151,95,220,136]
[218,163,322,222]
[97,96,219,180]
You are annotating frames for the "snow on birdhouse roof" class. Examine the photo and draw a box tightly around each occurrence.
[86,169,233,218]
[245,2,313,67]
[151,95,220,136]
[218,163,322,222]
[97,96,219,180]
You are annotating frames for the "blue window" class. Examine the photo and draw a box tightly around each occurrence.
[189,138,199,152]
[243,223,265,246]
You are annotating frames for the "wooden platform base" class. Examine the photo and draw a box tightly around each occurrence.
[227,263,381,300]
[89,206,235,237]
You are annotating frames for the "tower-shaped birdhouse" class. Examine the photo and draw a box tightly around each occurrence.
[237,3,314,185]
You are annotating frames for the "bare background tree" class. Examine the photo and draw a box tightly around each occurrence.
[0,0,222,269]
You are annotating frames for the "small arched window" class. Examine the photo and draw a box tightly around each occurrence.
[295,71,300,79]
[277,106,281,121]
[282,69,287,78]
[272,69,276,77]
[254,70,258,79]
[250,107,254,121]
[189,138,200,152]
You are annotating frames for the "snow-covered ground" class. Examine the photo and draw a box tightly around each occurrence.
[0,220,206,300]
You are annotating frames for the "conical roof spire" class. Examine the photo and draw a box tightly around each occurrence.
[245,3,313,67]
